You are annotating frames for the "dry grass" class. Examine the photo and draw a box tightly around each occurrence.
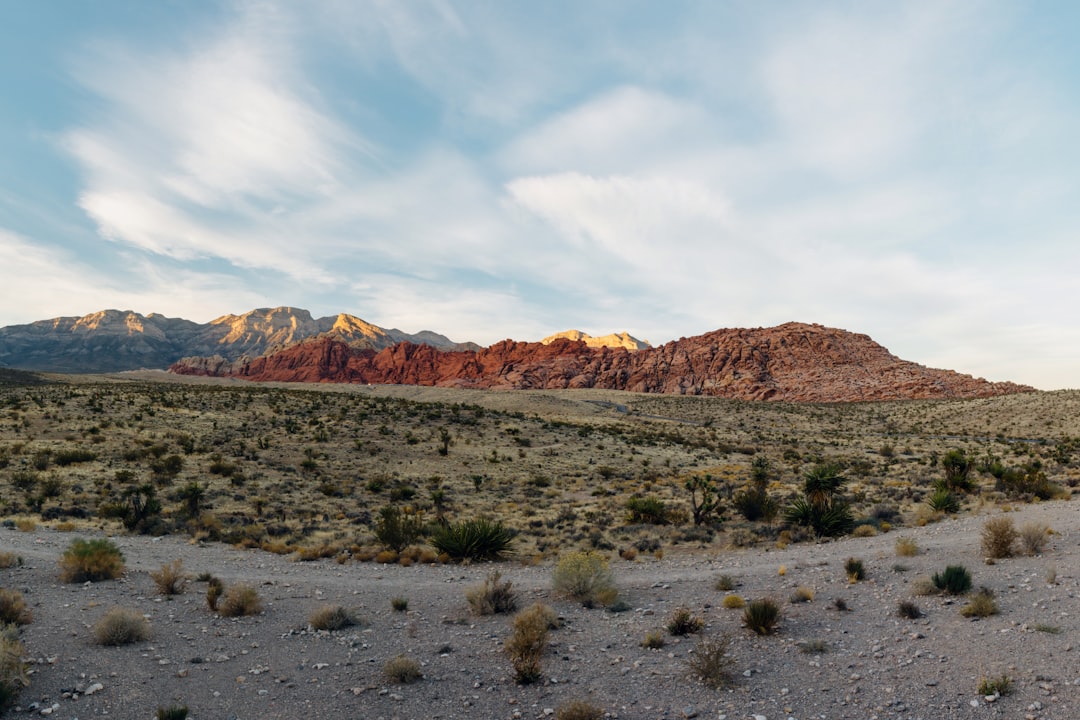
[92,607,151,645]
[553,551,616,608]
[308,604,358,631]
[721,594,746,609]
[218,584,263,617]
[59,538,125,583]
[556,700,604,720]
[894,537,919,556]
[383,655,422,684]
[0,554,18,569]
[1019,522,1050,555]
[685,634,736,689]
[506,603,556,684]
[0,631,28,713]
[981,517,1018,559]
[0,590,31,626]
[466,571,518,616]
[149,559,188,596]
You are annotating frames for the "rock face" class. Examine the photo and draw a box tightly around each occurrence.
[171,322,1034,402]
[0,307,474,373]
[541,329,651,351]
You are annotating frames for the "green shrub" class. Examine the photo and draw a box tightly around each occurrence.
[53,449,97,466]
[430,518,515,561]
[844,557,865,582]
[218,584,262,617]
[156,705,189,720]
[0,590,31,626]
[897,600,922,619]
[383,655,422,684]
[93,607,151,645]
[981,517,1017,559]
[625,495,669,525]
[59,538,125,583]
[926,488,960,514]
[309,605,358,631]
[978,674,1012,696]
[552,551,617,607]
[685,634,735,689]
[374,506,424,552]
[932,565,973,595]
[713,574,736,592]
[466,571,518,616]
[743,598,780,635]
[391,596,409,612]
[506,603,554,684]
[666,607,704,636]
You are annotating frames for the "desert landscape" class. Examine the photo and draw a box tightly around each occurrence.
[0,368,1078,719]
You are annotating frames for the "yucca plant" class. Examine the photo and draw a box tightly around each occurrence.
[932,565,973,595]
[430,518,516,561]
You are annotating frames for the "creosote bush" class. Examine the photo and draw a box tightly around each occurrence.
[466,571,518,616]
[218,584,262,617]
[553,551,617,608]
[309,604,358,631]
[666,607,704,636]
[506,603,555,684]
[0,590,31,626]
[150,559,188,596]
[743,598,780,635]
[383,655,422,684]
[686,634,735,689]
[1019,522,1050,555]
[59,538,125,583]
[932,565,973,595]
[981,517,1017,559]
[93,607,151,646]
[556,700,604,720]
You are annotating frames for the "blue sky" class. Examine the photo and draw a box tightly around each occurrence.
[1,1,1078,389]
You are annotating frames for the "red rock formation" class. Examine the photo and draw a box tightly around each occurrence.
[170,322,1034,402]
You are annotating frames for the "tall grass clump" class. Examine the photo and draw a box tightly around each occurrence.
[932,565,973,595]
[156,705,189,720]
[556,700,604,720]
[1019,522,1050,555]
[553,551,617,608]
[894,537,919,557]
[666,607,704,636]
[218,584,262,617]
[742,598,780,636]
[150,559,188,596]
[466,571,518,615]
[960,588,999,618]
[430,518,515,561]
[506,603,556,684]
[383,655,422,684]
[59,538,125,583]
[0,590,31,626]
[93,607,151,646]
[981,517,1017,559]
[309,605,358,631]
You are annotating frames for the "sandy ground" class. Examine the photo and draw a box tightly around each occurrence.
[1,499,1078,720]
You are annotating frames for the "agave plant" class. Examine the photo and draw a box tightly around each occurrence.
[430,518,516,561]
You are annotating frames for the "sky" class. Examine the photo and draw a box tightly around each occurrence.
[1,1,1078,390]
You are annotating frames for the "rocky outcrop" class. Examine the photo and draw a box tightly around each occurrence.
[0,307,474,373]
[541,329,651,351]
[171,322,1034,402]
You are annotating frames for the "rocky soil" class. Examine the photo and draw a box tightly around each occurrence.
[2,501,1077,720]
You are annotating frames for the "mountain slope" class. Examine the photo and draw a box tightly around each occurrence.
[170,322,1034,402]
[541,329,651,351]
[0,307,473,373]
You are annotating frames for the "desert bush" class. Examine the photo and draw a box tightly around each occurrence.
[789,586,815,604]
[641,630,665,649]
[218,584,262,617]
[894,537,919,557]
[0,590,31,626]
[940,449,976,492]
[14,519,36,532]
[150,559,188,596]
[743,598,780,635]
[960,587,998,618]
[798,638,828,654]
[156,705,189,720]
[391,596,409,612]
[93,607,151,645]
[430,518,515,561]
[666,607,704,636]
[713,574,736,592]
[53,448,96,466]
[981,517,1017,559]
[832,597,849,612]
[625,495,669,525]
[0,630,28,713]
[205,577,223,611]
[383,655,422,684]
[553,551,617,607]
[932,565,973,595]
[977,674,1012,696]
[721,594,746,609]
[0,553,19,569]
[1019,522,1050,555]
[897,600,922,619]
[374,506,424,552]
[506,603,554,684]
[685,634,735,689]
[466,571,518,616]
[556,700,604,720]
[851,523,877,538]
[309,604,358,631]
[59,538,125,583]
[844,557,865,582]
[926,488,960,514]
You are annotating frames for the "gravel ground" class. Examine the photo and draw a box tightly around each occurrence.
[2,500,1078,720]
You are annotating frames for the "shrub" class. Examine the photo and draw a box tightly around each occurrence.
[960,587,998,618]
[784,463,854,537]
[844,557,865,582]
[150,560,188,596]
[981,517,1017,559]
[383,655,422,684]
[205,577,223,611]
[0,590,31,626]
[93,607,151,645]
[894,537,919,557]
[430,518,516,561]
[625,495,669,525]
[1019,522,1050,555]
[156,706,189,720]
[897,600,922,619]
[641,630,665,649]
[0,554,19,569]
[932,565,973,595]
[506,603,554,684]
[391,596,409,612]
[309,604,358,631]
[743,598,780,635]
[798,639,828,654]
[59,538,125,583]
[556,700,604,720]
[553,551,617,608]
[466,571,518,616]
[685,634,735,689]
[789,586,815,604]
[851,524,877,538]
[721,594,746,609]
[832,597,849,612]
[666,607,704,636]
[713,574,736,592]
[374,506,424,552]
[0,631,28,713]
[926,488,960,514]
[977,674,1012,697]
[218,584,262,617]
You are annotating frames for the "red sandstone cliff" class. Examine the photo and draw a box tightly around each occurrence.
[170,322,1033,402]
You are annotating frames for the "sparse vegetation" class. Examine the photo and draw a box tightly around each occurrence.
[218,584,262,617]
[897,600,922,619]
[977,674,1012,697]
[556,700,605,720]
[59,538,125,583]
[156,705,189,720]
[430,518,515,561]
[391,596,409,612]
[844,557,865,582]
[721,594,746,609]
[932,565,973,595]
[506,603,555,684]
[150,559,188,596]
[1019,522,1050,555]
[466,571,518,616]
[0,630,28,713]
[93,606,151,645]
[383,655,422,684]
[641,629,665,649]
[982,516,1018,559]
[798,638,828,654]
[0,590,31,626]
[743,598,780,635]
[666,607,704,636]
[553,551,617,608]
[309,604,358,631]
[894,537,919,557]
[789,586,815,603]
[685,633,735,689]
[960,587,999,618]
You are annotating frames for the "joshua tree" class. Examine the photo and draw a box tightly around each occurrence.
[784,462,853,537]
